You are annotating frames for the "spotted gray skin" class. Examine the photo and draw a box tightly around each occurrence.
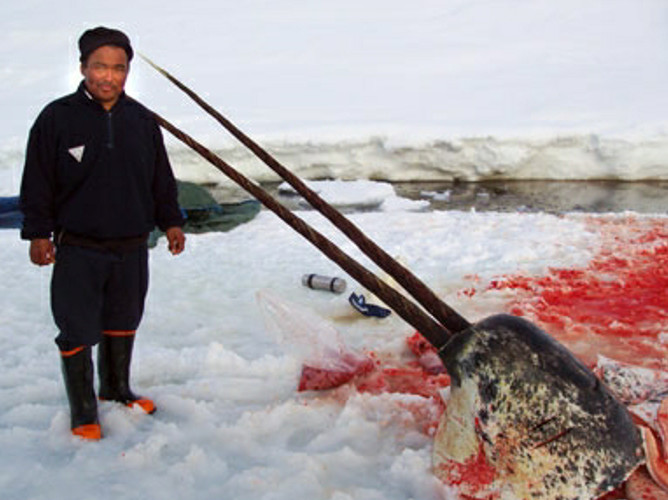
[596,357,668,405]
[438,314,644,499]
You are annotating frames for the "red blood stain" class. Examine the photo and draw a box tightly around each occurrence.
[483,216,668,370]
[434,439,499,499]
[298,352,376,391]
[299,342,451,435]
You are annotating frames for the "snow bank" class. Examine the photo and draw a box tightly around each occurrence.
[163,134,668,185]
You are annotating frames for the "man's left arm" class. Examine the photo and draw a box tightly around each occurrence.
[151,119,186,254]
[165,226,185,255]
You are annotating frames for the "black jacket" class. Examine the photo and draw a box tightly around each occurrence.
[20,82,184,241]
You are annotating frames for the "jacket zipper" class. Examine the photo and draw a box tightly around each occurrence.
[106,111,114,149]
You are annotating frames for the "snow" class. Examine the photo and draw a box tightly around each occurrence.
[1,1,667,499]
[0,196,610,500]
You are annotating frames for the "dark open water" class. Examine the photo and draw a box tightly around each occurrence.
[239,180,668,215]
[393,180,668,214]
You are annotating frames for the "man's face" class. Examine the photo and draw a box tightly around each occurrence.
[80,45,129,110]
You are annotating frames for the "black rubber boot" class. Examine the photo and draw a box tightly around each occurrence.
[98,334,155,414]
[61,346,101,440]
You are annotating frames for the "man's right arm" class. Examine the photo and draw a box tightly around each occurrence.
[19,108,58,248]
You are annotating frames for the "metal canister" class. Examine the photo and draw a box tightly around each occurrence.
[301,273,347,294]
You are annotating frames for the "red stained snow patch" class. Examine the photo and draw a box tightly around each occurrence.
[298,334,451,435]
[353,362,450,436]
[435,440,499,500]
[298,351,376,391]
[355,365,450,399]
[484,216,668,370]
[406,331,447,374]
[298,345,451,400]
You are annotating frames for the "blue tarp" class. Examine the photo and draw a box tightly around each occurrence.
[0,197,22,228]
[0,183,262,240]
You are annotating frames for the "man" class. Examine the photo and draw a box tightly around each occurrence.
[19,27,186,441]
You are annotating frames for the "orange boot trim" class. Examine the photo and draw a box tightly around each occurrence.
[103,330,136,337]
[60,346,85,357]
[72,423,102,440]
[129,398,156,415]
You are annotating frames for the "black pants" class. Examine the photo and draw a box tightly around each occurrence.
[51,244,149,351]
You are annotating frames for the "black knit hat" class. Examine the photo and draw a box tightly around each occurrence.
[78,26,134,63]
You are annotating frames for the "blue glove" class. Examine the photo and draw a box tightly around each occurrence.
[348,292,392,318]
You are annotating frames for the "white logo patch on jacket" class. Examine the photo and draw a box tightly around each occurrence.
[68,145,85,163]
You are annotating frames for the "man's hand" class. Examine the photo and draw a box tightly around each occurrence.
[165,227,186,255]
[29,238,56,266]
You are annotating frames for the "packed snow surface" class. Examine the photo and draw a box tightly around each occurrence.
[3,177,666,499]
[0,208,584,500]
